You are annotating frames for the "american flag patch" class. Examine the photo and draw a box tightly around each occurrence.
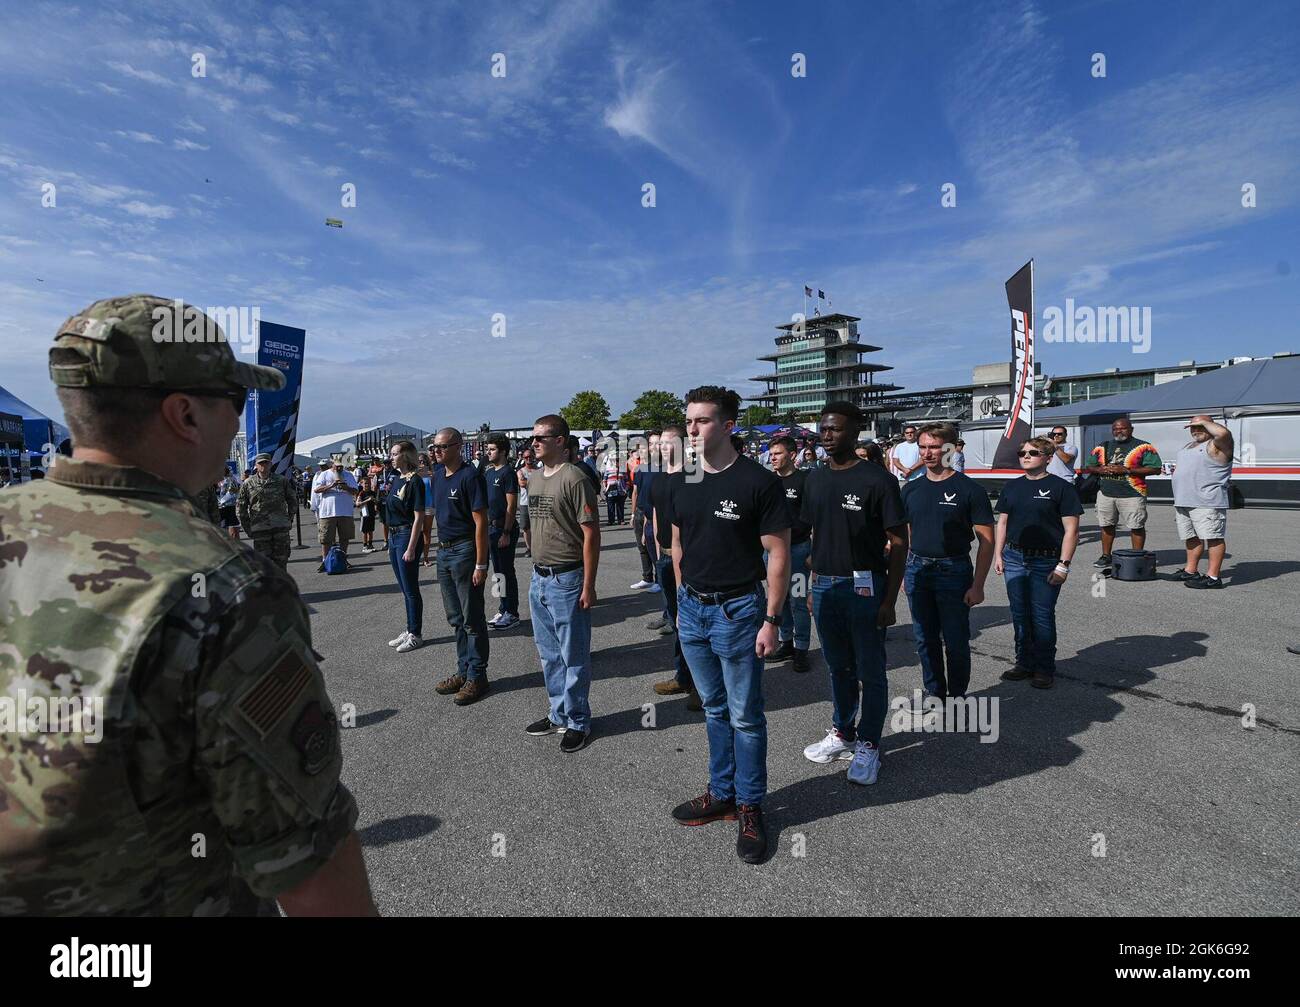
[236,652,312,738]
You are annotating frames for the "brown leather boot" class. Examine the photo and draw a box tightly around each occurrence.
[435,673,466,695]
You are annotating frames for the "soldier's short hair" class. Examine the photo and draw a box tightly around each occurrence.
[52,349,166,451]
[820,401,863,429]
[685,386,741,424]
[770,435,797,452]
[487,433,511,456]
[917,423,959,446]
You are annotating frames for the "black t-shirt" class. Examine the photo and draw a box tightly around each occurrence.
[801,460,906,576]
[433,463,488,541]
[779,468,811,544]
[902,472,995,558]
[384,473,427,527]
[632,468,658,516]
[484,464,518,529]
[650,469,681,550]
[995,474,1084,554]
[668,456,790,592]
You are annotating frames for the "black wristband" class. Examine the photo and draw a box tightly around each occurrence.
[763,614,780,626]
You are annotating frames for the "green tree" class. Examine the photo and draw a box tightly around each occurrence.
[617,389,686,429]
[560,390,612,430]
[742,405,774,427]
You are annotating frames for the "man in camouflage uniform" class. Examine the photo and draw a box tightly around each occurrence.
[194,480,222,525]
[0,294,376,916]
[237,452,297,569]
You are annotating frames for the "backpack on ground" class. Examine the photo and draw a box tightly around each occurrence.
[323,546,349,574]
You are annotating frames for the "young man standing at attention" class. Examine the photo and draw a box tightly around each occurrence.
[524,414,601,752]
[800,402,908,785]
[669,386,790,864]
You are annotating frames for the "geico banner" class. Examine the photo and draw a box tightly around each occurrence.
[993,260,1034,470]
[243,321,306,477]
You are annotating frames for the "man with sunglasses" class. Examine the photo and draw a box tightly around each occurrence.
[236,451,298,569]
[523,414,601,753]
[0,296,375,916]
[1043,426,1078,482]
[430,428,492,706]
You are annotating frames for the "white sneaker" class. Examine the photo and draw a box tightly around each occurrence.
[803,728,854,764]
[487,613,504,627]
[847,741,881,785]
[395,633,423,654]
[388,631,410,647]
[630,580,654,590]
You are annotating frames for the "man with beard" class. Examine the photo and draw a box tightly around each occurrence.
[1082,417,1162,569]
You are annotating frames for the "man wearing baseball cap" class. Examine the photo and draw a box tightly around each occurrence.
[237,451,298,570]
[0,295,376,916]
[1171,414,1234,588]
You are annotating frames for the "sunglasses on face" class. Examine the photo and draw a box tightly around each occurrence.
[531,433,561,442]
[1018,450,1044,458]
[1050,432,1066,438]
[169,387,249,412]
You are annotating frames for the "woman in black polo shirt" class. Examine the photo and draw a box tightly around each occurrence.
[385,440,428,654]
[994,436,1083,689]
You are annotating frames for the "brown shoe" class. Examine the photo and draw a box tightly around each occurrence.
[685,688,703,712]
[654,679,688,696]
[435,673,466,695]
[454,678,490,706]
[1031,672,1054,689]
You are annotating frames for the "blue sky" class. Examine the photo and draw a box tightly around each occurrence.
[1,0,1298,438]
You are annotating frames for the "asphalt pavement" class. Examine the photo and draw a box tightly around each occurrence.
[289,502,1300,916]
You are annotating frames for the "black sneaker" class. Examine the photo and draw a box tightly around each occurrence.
[1172,568,1201,582]
[525,716,564,736]
[736,804,767,864]
[1186,575,1223,589]
[764,641,794,664]
[671,791,738,826]
[1093,555,1112,568]
[1030,672,1054,689]
[646,616,667,631]
[560,728,590,753]
[791,648,810,674]
[1000,665,1034,681]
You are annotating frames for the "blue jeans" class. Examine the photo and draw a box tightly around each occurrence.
[436,539,489,682]
[1003,547,1063,676]
[388,526,423,635]
[765,538,812,649]
[655,556,691,688]
[904,554,974,698]
[606,494,625,524]
[676,587,766,805]
[488,523,520,617]
[529,568,592,731]
[811,575,888,746]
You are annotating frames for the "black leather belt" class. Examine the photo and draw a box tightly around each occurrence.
[907,551,968,565]
[534,561,583,577]
[438,536,469,548]
[1008,543,1058,559]
[684,584,754,605]
[388,523,411,531]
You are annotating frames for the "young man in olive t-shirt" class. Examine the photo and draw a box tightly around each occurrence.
[523,413,601,753]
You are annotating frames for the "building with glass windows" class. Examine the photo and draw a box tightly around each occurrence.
[749,313,900,422]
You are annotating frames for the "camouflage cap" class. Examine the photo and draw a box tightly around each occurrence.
[49,294,285,392]
[254,452,273,463]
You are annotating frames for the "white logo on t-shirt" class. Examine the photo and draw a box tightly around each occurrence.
[1036,489,1052,499]
[449,488,458,498]
[714,499,740,521]
[941,491,957,506]
[842,493,862,512]
[785,487,798,499]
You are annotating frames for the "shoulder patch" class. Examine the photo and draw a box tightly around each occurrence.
[236,651,313,738]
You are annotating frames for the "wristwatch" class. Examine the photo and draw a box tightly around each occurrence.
[763,614,780,626]
[1058,559,1071,567]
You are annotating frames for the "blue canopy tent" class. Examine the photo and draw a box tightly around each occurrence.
[0,383,70,462]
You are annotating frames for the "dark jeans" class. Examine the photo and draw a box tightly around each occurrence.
[1003,546,1063,677]
[676,587,766,805]
[811,574,888,746]
[606,494,626,524]
[488,523,520,617]
[633,509,656,581]
[436,539,490,682]
[765,538,812,649]
[904,553,974,698]
[655,555,691,688]
[388,526,423,635]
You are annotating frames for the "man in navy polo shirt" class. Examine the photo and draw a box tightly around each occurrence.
[430,427,492,706]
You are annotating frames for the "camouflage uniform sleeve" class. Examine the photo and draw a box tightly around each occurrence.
[283,477,297,520]
[236,480,251,531]
[204,486,221,524]
[193,567,358,898]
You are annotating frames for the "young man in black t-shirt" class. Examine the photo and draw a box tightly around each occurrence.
[799,402,908,785]
[764,435,812,673]
[994,435,1082,689]
[649,424,699,710]
[668,386,790,864]
[901,423,995,702]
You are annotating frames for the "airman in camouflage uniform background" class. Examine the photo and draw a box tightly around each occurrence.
[237,452,297,568]
[194,480,222,525]
[0,294,376,916]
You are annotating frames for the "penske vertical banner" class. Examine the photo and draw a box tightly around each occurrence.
[993,260,1034,469]
[243,320,306,477]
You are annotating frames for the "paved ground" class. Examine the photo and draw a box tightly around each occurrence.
[287,502,1299,916]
